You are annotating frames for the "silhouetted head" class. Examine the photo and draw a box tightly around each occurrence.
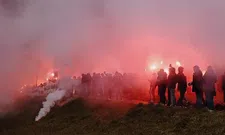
[206,66,214,74]
[158,69,164,75]
[169,67,175,74]
[193,65,200,73]
[178,66,184,73]
[207,66,213,71]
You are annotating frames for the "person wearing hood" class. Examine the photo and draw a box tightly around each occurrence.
[188,65,204,108]
[177,66,187,106]
[203,66,217,111]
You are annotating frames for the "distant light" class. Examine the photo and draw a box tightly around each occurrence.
[150,64,157,70]
[164,68,169,74]
[202,70,206,75]
[160,61,163,64]
[176,61,181,67]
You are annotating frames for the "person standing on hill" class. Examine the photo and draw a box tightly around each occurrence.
[148,72,157,103]
[177,66,187,106]
[222,72,225,103]
[167,67,177,106]
[188,65,204,108]
[157,69,167,105]
[203,66,217,112]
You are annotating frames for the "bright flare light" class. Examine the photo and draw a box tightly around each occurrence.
[176,61,181,67]
[164,68,169,74]
[150,64,157,70]
[202,70,206,75]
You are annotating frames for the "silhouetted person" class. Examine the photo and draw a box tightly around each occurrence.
[168,67,177,106]
[222,72,225,103]
[177,66,187,106]
[148,72,157,103]
[92,73,97,96]
[203,66,217,112]
[86,73,92,96]
[188,65,204,108]
[157,69,167,105]
[100,73,105,96]
[114,71,123,100]
[106,73,113,100]
[167,64,173,106]
[81,74,88,97]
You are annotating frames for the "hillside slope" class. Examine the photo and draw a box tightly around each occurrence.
[1,98,225,135]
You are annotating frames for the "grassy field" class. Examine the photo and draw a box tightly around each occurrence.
[1,97,225,135]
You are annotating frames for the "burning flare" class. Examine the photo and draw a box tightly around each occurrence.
[164,68,169,74]
[150,64,157,70]
[176,61,181,67]
[35,89,66,121]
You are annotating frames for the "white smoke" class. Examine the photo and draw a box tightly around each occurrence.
[35,89,66,121]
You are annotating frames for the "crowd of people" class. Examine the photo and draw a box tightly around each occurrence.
[77,64,225,112]
[77,72,145,100]
[23,63,225,112]
[149,64,222,112]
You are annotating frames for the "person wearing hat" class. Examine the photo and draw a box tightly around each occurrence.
[188,65,204,108]
[177,66,187,106]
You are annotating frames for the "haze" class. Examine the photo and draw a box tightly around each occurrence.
[0,0,225,105]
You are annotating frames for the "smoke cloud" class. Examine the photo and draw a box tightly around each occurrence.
[1,0,225,107]
[35,89,66,121]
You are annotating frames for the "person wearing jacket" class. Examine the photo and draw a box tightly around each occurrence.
[148,72,157,103]
[203,66,217,111]
[167,67,177,106]
[157,69,167,105]
[221,72,225,103]
[188,65,204,108]
[177,66,187,106]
